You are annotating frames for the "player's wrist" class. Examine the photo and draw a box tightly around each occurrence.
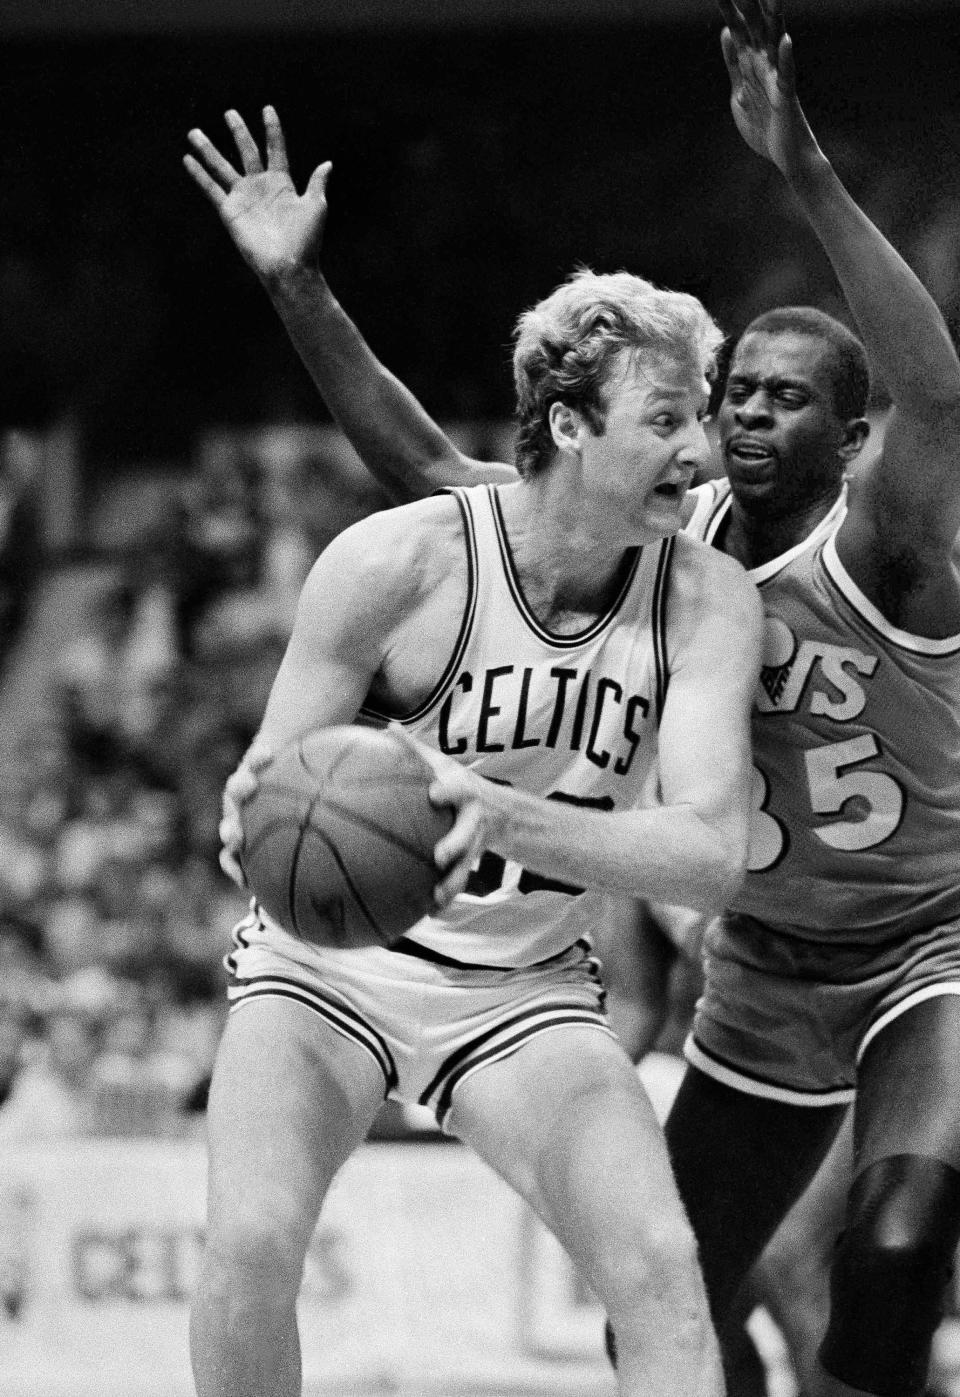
[780,135,830,191]
[262,259,332,304]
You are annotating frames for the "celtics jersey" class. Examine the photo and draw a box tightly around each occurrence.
[361,483,676,968]
[687,478,960,945]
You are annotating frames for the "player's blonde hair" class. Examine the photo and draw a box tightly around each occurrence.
[512,267,724,478]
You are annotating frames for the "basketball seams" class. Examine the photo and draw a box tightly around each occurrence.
[300,818,385,944]
[286,800,317,940]
[315,794,444,869]
[248,778,443,871]
[240,726,446,948]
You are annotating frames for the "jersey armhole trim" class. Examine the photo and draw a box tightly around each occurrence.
[822,531,960,657]
[653,534,674,721]
[359,487,480,725]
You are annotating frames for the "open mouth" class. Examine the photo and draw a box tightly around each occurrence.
[726,439,776,466]
[654,481,683,497]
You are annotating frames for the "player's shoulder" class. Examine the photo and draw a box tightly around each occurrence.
[317,493,464,577]
[672,525,751,590]
[682,476,730,537]
[669,530,762,635]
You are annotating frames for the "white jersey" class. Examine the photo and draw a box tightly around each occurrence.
[360,482,677,967]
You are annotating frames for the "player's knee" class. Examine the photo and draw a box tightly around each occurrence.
[203,1200,311,1301]
[599,1215,704,1322]
[820,1154,960,1395]
[603,1224,713,1373]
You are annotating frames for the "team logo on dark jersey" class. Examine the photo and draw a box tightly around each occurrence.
[756,616,877,718]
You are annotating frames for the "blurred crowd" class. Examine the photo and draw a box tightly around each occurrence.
[0,424,401,1144]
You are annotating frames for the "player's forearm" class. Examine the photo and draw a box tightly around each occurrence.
[483,784,747,913]
[263,264,470,503]
[787,150,960,410]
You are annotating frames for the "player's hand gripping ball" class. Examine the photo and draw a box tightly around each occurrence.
[237,725,454,948]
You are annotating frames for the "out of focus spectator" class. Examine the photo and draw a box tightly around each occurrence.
[89,971,215,1137]
[0,969,108,1144]
[0,996,31,1111]
[0,430,44,679]
[0,966,219,1142]
[165,436,267,660]
[54,576,177,777]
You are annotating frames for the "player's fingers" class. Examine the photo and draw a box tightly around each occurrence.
[183,153,227,208]
[432,816,484,909]
[717,0,750,46]
[219,845,248,889]
[762,0,786,37]
[305,160,333,205]
[432,870,464,911]
[224,109,264,174]
[225,767,258,804]
[219,797,244,846]
[433,798,483,878]
[186,127,241,189]
[719,26,741,81]
[757,0,784,64]
[244,739,276,773]
[262,105,290,174]
[778,31,796,91]
[731,0,765,49]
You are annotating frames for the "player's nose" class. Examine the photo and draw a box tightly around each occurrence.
[679,417,712,468]
[735,391,774,426]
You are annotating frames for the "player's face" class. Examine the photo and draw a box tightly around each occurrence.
[580,352,712,540]
[718,331,848,517]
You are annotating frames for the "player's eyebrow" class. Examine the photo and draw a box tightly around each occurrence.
[648,387,699,404]
[727,372,810,391]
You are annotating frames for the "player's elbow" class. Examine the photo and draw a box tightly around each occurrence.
[717,832,749,906]
[687,823,748,914]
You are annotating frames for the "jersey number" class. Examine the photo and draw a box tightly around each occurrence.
[464,786,614,898]
[749,734,904,871]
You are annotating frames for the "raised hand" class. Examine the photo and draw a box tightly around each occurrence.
[184,106,331,282]
[719,0,817,178]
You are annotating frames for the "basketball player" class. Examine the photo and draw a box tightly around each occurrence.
[182,166,764,1392]
[188,2,960,1390]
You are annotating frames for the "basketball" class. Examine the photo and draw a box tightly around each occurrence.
[237,725,454,949]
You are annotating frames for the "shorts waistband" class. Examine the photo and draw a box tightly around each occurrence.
[390,935,590,973]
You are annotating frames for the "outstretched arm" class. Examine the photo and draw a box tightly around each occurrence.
[185,107,517,503]
[721,1,960,597]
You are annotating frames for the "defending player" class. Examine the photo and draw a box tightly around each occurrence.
[182,237,762,1389]
[662,9,960,1395]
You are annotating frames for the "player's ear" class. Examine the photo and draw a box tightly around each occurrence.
[548,400,582,453]
[838,417,869,464]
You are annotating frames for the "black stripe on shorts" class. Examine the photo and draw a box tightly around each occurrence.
[421,999,613,1129]
[229,973,398,1094]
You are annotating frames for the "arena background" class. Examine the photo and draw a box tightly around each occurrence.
[1,1,958,1393]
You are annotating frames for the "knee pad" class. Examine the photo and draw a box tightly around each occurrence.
[819,1153,960,1396]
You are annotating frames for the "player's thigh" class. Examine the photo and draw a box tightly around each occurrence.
[762,1109,852,1275]
[855,992,960,1173]
[205,997,386,1241]
[665,1066,844,1322]
[449,1026,687,1262]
